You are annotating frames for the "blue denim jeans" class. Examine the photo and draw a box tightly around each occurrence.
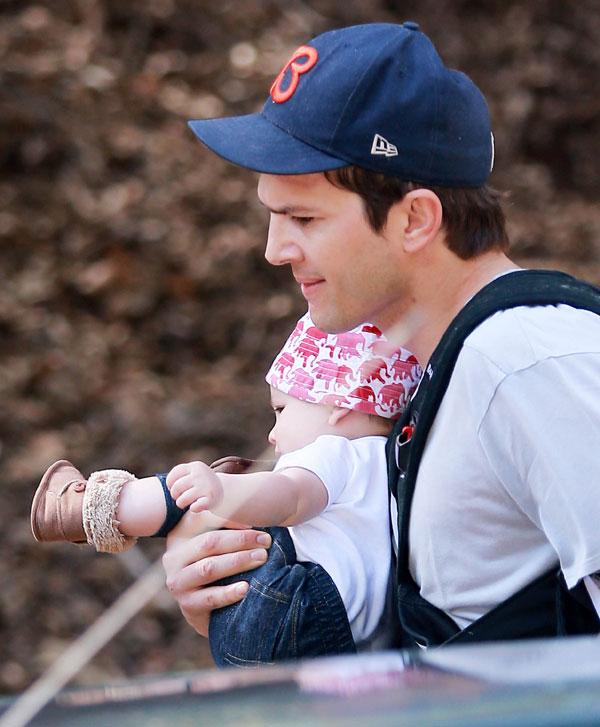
[209,526,357,667]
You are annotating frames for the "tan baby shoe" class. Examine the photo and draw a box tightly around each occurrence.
[31,460,87,544]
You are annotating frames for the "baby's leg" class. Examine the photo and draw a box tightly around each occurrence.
[116,476,167,537]
[31,461,173,553]
[209,527,356,666]
[31,455,256,552]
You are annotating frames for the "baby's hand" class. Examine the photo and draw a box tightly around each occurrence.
[166,461,224,513]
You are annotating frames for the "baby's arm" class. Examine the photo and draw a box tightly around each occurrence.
[167,462,328,527]
[90,472,238,538]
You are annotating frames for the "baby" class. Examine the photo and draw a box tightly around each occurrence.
[31,313,421,665]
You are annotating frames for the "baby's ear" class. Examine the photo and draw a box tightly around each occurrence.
[327,407,352,426]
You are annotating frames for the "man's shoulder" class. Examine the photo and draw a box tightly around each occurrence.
[462,303,600,374]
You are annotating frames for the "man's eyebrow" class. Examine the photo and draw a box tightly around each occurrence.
[259,202,314,215]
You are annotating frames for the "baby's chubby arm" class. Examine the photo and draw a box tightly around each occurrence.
[166,462,328,527]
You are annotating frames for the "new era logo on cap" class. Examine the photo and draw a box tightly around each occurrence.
[371,134,398,158]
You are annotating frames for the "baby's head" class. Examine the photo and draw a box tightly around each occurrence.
[265,313,422,455]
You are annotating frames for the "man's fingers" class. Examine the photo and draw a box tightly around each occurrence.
[161,525,271,638]
[180,581,249,614]
[191,528,271,561]
[165,545,268,595]
[177,582,249,636]
[163,528,271,578]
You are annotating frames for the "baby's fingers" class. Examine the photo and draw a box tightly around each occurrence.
[166,462,195,491]
[169,476,195,502]
[189,496,210,513]
[171,488,194,510]
[173,485,209,510]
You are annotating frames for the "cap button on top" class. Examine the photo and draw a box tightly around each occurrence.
[403,21,420,31]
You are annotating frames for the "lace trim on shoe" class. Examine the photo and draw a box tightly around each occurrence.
[83,469,137,553]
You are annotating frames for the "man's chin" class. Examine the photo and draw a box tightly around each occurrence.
[308,305,362,334]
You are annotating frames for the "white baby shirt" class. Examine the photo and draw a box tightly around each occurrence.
[274,434,391,643]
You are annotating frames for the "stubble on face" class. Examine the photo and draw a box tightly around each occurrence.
[259,172,408,336]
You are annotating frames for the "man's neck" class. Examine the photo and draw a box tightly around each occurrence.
[384,252,519,365]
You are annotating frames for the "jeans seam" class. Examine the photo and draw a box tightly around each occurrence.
[223,652,275,667]
[249,578,292,604]
[271,537,289,563]
[306,566,355,653]
[290,589,300,656]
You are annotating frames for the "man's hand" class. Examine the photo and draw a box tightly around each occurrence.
[162,510,271,637]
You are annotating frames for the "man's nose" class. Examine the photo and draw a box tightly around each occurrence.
[264,216,303,266]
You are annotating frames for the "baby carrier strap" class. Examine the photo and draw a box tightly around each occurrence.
[388,269,600,648]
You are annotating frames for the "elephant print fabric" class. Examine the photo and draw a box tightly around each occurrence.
[265,313,422,419]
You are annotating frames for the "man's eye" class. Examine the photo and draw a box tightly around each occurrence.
[292,216,314,227]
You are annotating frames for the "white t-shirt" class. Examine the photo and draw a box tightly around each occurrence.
[404,303,600,629]
[274,434,391,644]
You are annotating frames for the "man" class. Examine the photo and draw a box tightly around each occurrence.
[163,22,600,647]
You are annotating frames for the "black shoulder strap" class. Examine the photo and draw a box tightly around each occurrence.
[390,269,600,573]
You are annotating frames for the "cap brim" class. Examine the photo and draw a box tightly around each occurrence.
[188,112,348,174]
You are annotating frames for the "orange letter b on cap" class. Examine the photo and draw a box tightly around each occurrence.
[270,45,318,104]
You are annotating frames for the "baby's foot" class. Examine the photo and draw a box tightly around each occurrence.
[31,460,87,543]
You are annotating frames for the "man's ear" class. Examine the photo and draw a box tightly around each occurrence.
[386,189,443,253]
[328,407,352,426]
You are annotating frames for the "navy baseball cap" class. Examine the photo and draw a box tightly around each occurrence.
[188,22,494,187]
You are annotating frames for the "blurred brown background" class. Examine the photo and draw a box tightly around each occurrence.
[1,0,599,695]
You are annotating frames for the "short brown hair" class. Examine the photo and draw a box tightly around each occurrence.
[324,167,509,260]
